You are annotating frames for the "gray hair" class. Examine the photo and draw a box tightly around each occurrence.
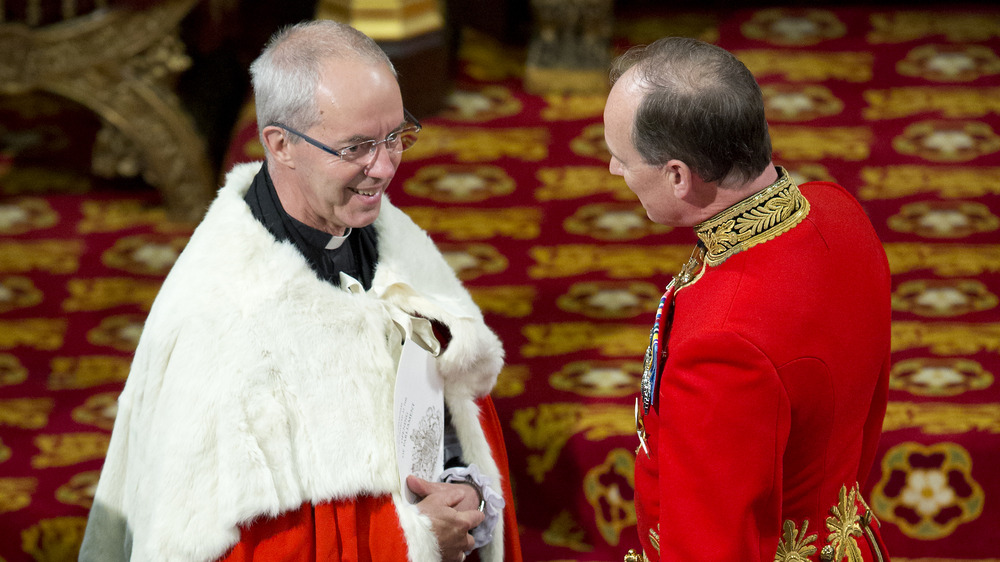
[610,37,771,188]
[249,20,397,147]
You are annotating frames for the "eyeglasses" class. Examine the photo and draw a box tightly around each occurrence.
[271,108,422,164]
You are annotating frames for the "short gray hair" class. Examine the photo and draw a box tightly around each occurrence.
[610,37,771,188]
[249,20,397,147]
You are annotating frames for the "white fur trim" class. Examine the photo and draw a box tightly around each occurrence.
[81,162,506,562]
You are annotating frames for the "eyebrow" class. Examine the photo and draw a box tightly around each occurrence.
[339,119,411,146]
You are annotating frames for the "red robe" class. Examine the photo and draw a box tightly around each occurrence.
[633,171,892,561]
[220,396,522,562]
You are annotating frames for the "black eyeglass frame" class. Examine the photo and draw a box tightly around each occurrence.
[270,108,422,162]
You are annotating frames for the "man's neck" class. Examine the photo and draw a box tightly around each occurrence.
[690,164,779,225]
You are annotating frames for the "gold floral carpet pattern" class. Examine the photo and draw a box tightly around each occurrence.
[2,6,1000,562]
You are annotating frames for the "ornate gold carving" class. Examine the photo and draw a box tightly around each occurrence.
[893,120,1000,162]
[0,478,37,514]
[405,207,542,240]
[49,356,131,390]
[524,66,609,95]
[535,166,633,201]
[868,12,1000,43]
[583,448,636,546]
[891,321,1000,355]
[859,166,1000,200]
[771,126,872,160]
[0,438,11,463]
[438,243,508,281]
[564,203,673,241]
[32,433,109,468]
[0,353,28,386]
[864,87,1000,120]
[63,278,162,312]
[403,164,516,202]
[403,126,549,162]
[544,510,593,552]
[556,281,662,319]
[0,398,53,429]
[892,279,997,317]
[775,519,818,562]
[735,50,873,82]
[0,240,83,273]
[0,0,215,221]
[825,485,864,562]
[468,285,536,319]
[509,403,633,482]
[696,168,809,266]
[521,322,648,357]
[890,357,994,397]
[741,8,846,45]
[0,319,66,350]
[549,360,643,398]
[524,0,613,95]
[884,243,1000,276]
[883,402,1000,434]
[315,0,444,41]
[529,244,693,279]
[459,28,523,82]
[0,275,43,313]
[494,365,530,398]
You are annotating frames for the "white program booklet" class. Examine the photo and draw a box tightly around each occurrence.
[394,337,445,503]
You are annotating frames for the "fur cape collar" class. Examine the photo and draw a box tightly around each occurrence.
[82,163,506,561]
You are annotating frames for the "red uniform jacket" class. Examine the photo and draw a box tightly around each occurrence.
[633,169,892,562]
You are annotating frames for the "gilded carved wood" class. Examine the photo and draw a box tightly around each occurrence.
[0,0,214,221]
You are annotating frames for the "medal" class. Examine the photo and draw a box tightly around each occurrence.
[641,286,671,415]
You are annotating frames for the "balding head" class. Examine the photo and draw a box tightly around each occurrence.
[609,37,771,188]
[250,20,397,148]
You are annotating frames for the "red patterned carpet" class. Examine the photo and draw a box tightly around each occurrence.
[2,6,999,562]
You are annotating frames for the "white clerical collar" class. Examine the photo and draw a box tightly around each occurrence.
[325,227,352,250]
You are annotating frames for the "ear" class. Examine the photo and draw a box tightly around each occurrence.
[261,126,296,169]
[663,159,693,199]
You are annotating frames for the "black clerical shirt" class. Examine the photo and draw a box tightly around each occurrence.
[244,165,379,290]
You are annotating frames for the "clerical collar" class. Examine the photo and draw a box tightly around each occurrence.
[694,166,810,267]
[326,228,352,250]
[244,164,379,289]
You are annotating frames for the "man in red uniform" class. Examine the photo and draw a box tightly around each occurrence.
[81,21,521,562]
[603,37,892,561]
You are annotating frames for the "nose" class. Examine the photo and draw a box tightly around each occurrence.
[364,142,398,178]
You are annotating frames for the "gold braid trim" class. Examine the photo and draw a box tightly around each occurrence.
[695,167,810,267]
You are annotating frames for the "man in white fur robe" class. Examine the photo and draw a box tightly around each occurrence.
[81,20,522,562]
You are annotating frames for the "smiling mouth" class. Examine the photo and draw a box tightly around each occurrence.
[349,187,381,197]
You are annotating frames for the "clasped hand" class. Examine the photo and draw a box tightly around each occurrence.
[406,475,486,562]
